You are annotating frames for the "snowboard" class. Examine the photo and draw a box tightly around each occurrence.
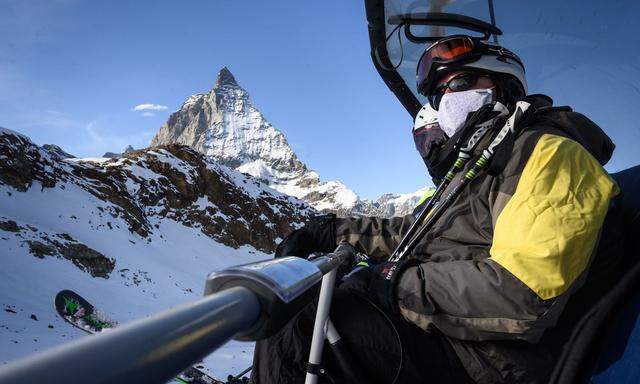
[54,289,224,384]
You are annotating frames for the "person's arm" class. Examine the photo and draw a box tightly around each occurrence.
[396,134,619,342]
[335,215,415,262]
[276,213,416,261]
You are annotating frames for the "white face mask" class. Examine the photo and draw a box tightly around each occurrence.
[437,88,493,137]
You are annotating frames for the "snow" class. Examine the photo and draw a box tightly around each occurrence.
[182,93,206,109]
[125,162,163,182]
[0,179,266,380]
[237,159,277,181]
[67,157,112,164]
[385,187,431,206]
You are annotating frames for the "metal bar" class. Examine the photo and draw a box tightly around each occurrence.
[488,0,499,43]
[232,365,253,380]
[311,241,355,275]
[326,319,341,344]
[0,286,260,384]
[305,269,338,384]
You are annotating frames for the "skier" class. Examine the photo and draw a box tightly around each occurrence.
[252,35,624,384]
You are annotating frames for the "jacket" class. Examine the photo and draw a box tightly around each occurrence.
[333,96,623,383]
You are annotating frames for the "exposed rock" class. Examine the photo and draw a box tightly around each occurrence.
[0,220,20,232]
[42,144,75,159]
[25,241,57,258]
[24,234,116,279]
[102,145,136,159]
[0,128,57,191]
[60,242,115,279]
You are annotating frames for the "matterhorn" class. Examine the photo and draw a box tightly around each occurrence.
[152,68,430,216]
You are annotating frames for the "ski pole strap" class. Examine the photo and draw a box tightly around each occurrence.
[459,102,508,154]
[486,101,532,156]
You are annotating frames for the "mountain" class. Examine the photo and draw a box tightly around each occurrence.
[42,144,75,159]
[356,187,432,217]
[152,67,431,217]
[0,127,316,377]
[103,144,136,159]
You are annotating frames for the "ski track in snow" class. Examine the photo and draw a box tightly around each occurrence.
[0,180,266,380]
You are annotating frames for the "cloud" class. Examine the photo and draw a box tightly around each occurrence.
[132,103,168,112]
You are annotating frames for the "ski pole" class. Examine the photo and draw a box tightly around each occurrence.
[306,254,340,384]
[305,241,370,384]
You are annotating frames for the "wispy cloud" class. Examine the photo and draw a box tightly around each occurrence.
[131,103,168,112]
[131,103,169,118]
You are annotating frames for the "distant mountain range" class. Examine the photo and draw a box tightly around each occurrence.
[151,67,432,217]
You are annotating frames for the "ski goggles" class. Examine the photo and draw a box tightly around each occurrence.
[413,124,447,159]
[416,35,522,99]
[429,72,489,110]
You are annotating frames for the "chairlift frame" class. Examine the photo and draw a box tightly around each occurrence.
[364,0,500,118]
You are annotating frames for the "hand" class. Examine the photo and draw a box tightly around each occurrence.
[275,214,336,258]
[340,260,413,315]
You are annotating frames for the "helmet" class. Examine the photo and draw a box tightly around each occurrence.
[416,35,527,107]
[413,102,439,131]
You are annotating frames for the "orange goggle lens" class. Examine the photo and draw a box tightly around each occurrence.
[417,37,476,94]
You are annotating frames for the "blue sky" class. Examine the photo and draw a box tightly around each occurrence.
[1,1,639,200]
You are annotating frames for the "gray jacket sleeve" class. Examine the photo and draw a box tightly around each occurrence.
[395,255,566,342]
[334,216,415,262]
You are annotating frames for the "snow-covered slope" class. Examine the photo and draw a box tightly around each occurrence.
[0,127,314,379]
[152,68,430,217]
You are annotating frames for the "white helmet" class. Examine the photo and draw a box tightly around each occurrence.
[416,35,527,108]
[413,103,439,131]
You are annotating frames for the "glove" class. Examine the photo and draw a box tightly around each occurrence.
[337,251,371,286]
[340,260,417,315]
[275,213,336,258]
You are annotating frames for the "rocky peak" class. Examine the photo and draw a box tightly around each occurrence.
[42,144,75,160]
[215,66,239,89]
[152,67,308,180]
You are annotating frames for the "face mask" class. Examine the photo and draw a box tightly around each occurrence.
[437,88,493,137]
